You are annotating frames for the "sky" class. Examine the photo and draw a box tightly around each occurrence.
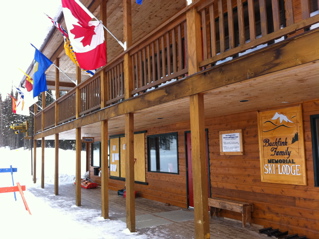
[0,0,62,98]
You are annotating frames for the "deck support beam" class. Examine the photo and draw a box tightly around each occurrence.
[75,127,81,206]
[101,119,109,218]
[125,112,135,232]
[54,133,59,195]
[41,137,45,189]
[190,93,210,239]
[187,6,210,239]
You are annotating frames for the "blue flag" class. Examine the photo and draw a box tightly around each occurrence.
[31,44,53,97]
[136,0,143,4]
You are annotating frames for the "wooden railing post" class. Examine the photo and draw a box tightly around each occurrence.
[55,58,60,196]
[124,0,133,100]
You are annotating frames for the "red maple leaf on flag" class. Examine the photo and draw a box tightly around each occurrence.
[70,24,96,47]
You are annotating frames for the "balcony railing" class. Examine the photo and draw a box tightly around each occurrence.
[130,17,188,95]
[198,0,319,68]
[34,0,319,134]
[79,74,101,115]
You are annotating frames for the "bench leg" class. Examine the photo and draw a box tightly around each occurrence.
[242,205,252,227]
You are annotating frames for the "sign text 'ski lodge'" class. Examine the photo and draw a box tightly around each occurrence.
[258,106,306,185]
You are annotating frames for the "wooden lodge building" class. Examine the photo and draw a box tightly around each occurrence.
[29,0,319,238]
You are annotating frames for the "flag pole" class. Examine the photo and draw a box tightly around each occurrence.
[51,63,77,85]
[74,0,126,50]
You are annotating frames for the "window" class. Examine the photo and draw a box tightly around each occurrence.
[148,132,178,173]
[91,141,101,167]
[311,115,319,186]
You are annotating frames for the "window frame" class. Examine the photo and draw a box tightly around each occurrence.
[147,132,179,174]
[91,141,101,167]
[310,114,319,186]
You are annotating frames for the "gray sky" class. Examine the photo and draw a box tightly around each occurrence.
[0,0,61,98]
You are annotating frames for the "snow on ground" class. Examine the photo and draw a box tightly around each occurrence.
[0,147,148,239]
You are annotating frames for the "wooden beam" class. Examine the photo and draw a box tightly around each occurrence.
[123,0,133,99]
[125,113,135,232]
[76,66,81,118]
[33,104,37,183]
[33,138,37,184]
[186,7,202,74]
[190,93,210,239]
[55,59,60,127]
[101,120,109,218]
[75,127,81,206]
[47,81,75,88]
[54,133,59,195]
[34,30,319,139]
[41,137,45,189]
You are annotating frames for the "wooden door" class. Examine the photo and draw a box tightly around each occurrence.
[186,131,210,208]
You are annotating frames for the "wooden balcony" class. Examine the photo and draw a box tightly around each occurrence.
[34,0,319,137]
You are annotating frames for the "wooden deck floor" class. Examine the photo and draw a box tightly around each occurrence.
[29,183,266,239]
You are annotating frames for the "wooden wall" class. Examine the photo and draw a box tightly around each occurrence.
[88,100,319,237]
[207,100,319,238]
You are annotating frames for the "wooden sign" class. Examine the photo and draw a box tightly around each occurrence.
[82,137,94,143]
[258,105,306,185]
[219,129,243,155]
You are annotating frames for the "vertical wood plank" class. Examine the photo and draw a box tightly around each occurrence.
[151,42,156,82]
[237,0,245,45]
[54,133,59,195]
[209,4,216,57]
[172,28,177,74]
[248,0,256,40]
[166,32,171,76]
[146,45,151,84]
[41,137,45,188]
[138,51,143,87]
[218,0,225,52]
[201,9,208,60]
[125,113,135,232]
[301,0,310,19]
[161,36,165,78]
[156,40,160,80]
[259,0,268,36]
[190,93,210,239]
[101,120,109,219]
[177,26,182,71]
[271,0,280,31]
[75,127,81,206]
[227,0,235,49]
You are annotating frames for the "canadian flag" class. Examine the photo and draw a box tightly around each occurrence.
[62,0,107,70]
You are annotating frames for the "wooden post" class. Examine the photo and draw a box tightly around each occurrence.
[54,133,59,195]
[33,105,37,184]
[187,6,210,239]
[190,93,210,239]
[76,66,81,119]
[75,127,81,206]
[101,119,109,218]
[41,137,45,189]
[186,7,202,74]
[123,0,133,100]
[125,112,135,232]
[55,58,60,195]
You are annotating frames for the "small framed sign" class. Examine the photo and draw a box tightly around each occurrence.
[219,129,243,155]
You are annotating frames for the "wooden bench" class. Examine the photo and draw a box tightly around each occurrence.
[208,197,253,227]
